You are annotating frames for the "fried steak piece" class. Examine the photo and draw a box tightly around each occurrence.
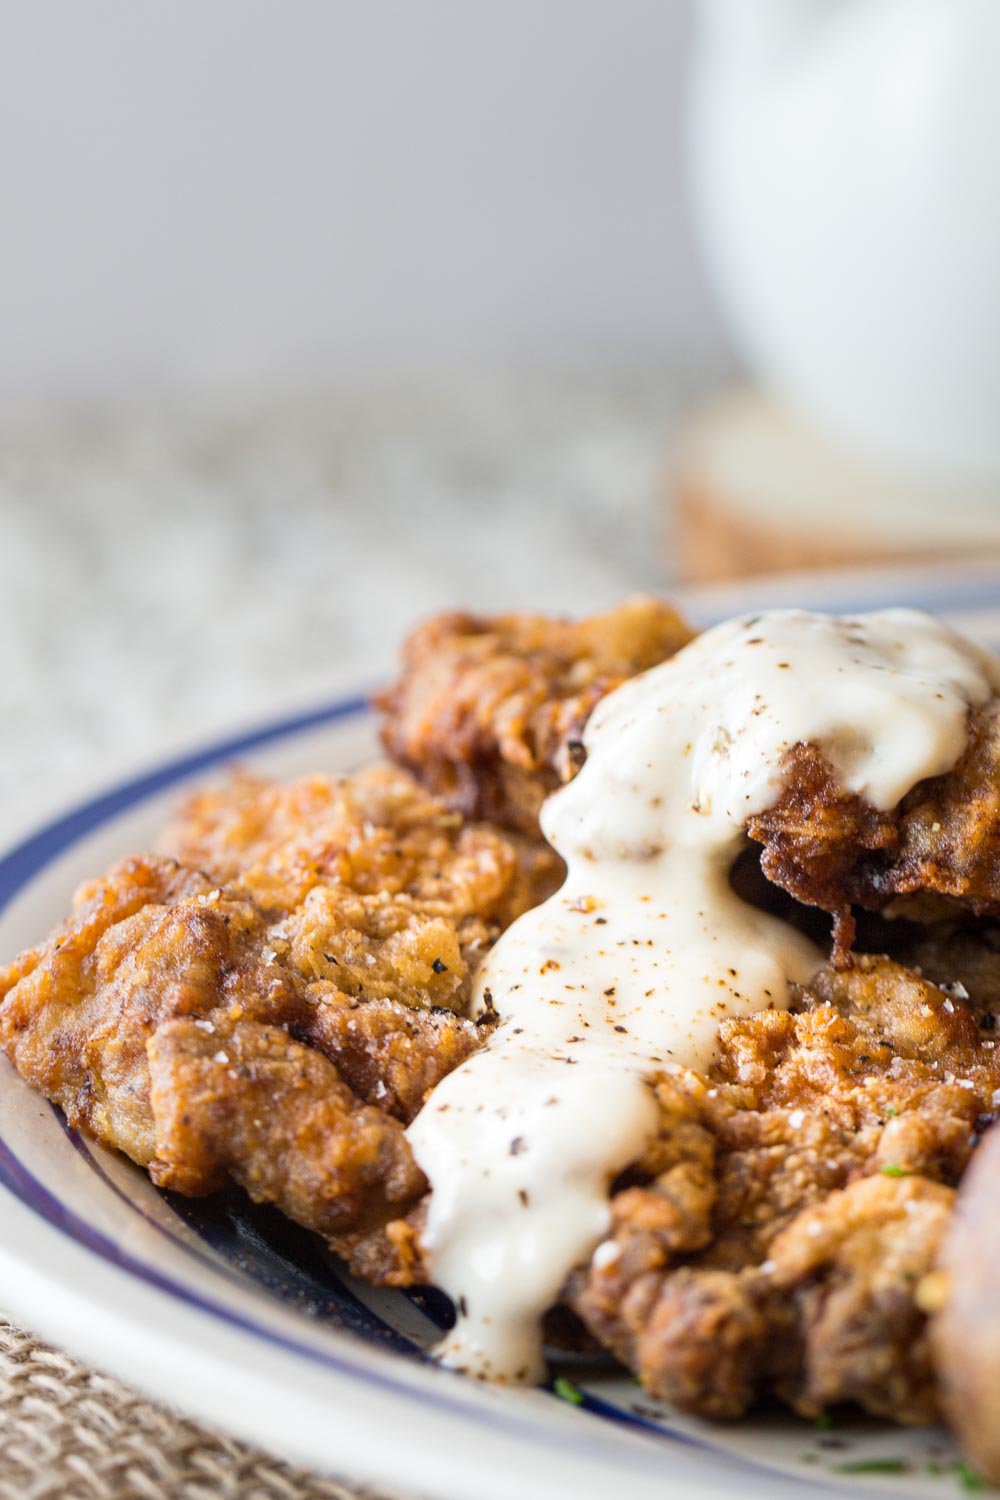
[335,949,1000,1425]
[568,954,1000,1425]
[0,766,555,1255]
[373,607,1000,1421]
[382,603,1000,949]
[747,707,1000,952]
[7,601,1000,1437]
[161,762,561,943]
[377,596,693,832]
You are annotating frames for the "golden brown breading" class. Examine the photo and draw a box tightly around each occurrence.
[0,856,292,1168]
[718,957,993,1150]
[4,807,999,1428]
[0,765,559,1245]
[381,601,1000,948]
[331,947,1000,1423]
[0,853,444,1231]
[148,1016,425,1235]
[162,763,561,950]
[570,1175,951,1425]
[566,955,1000,1425]
[9,599,1000,1443]
[377,597,693,832]
[766,1174,952,1424]
[748,707,1000,953]
[888,915,1000,1016]
[380,599,1000,970]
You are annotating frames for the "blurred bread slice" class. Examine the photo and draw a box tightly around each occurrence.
[674,389,1000,583]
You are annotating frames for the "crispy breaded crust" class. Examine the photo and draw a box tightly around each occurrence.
[162,762,561,942]
[382,603,1000,946]
[148,1016,424,1235]
[377,597,693,831]
[0,766,558,1247]
[749,707,1000,955]
[568,955,1000,1424]
[7,603,1000,1440]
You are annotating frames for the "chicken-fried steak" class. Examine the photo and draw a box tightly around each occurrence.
[377,596,693,832]
[162,762,562,941]
[6,599,1000,1457]
[381,608,1000,958]
[747,709,1000,955]
[0,766,558,1249]
[567,953,1000,1424]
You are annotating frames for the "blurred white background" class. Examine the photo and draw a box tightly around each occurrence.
[3,1,733,823]
[0,0,730,400]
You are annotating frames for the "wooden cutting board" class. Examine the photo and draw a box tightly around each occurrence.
[672,389,1000,583]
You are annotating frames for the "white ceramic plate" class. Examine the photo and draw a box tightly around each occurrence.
[2,564,999,1500]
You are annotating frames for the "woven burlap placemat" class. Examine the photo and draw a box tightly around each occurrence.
[0,1318,394,1500]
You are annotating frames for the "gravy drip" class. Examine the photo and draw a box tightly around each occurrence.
[406,608,999,1382]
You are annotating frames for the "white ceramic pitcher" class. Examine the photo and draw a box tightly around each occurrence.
[688,0,1000,483]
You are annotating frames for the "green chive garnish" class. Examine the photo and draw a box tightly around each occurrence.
[553,1376,584,1405]
[836,1457,908,1474]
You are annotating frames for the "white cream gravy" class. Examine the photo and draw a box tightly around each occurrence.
[406,608,1000,1383]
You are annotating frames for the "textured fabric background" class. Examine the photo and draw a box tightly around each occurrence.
[0,376,688,1497]
[0,1320,385,1500]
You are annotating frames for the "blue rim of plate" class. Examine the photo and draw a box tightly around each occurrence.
[2,569,1000,1477]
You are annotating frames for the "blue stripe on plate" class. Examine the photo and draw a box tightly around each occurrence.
[62,1119,733,1457]
[0,694,369,919]
[61,1118,423,1355]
